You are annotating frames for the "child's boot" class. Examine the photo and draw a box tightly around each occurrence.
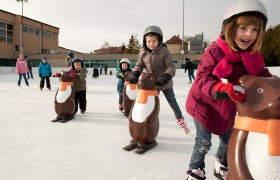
[186,168,206,180]
[119,104,123,111]
[213,155,228,180]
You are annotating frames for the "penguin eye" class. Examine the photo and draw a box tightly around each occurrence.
[257,88,263,94]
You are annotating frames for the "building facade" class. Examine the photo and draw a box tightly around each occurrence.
[0,9,59,59]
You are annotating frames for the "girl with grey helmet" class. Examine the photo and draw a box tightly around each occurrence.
[185,0,273,180]
[130,25,190,135]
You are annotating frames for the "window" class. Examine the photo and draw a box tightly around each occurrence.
[0,22,5,29]
[28,27,34,34]
[34,29,40,35]
[41,48,50,54]
[23,26,28,32]
[0,21,13,44]
[0,36,5,42]
[0,29,5,36]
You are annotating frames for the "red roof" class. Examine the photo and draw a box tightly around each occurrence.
[94,46,122,54]
[165,35,183,44]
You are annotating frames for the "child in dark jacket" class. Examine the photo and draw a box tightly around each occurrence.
[38,57,52,90]
[68,57,87,114]
[116,58,132,111]
[129,25,190,134]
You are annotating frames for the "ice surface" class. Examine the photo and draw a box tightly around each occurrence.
[0,67,279,180]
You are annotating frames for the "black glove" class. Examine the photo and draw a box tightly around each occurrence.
[49,73,52,77]
[129,71,140,84]
[156,73,172,86]
[39,75,42,78]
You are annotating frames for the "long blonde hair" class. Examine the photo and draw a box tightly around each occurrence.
[223,14,264,53]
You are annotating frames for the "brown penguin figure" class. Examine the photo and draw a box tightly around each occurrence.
[123,72,160,154]
[227,75,280,180]
[122,71,137,117]
[52,71,75,123]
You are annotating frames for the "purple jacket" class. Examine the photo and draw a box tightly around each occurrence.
[186,41,272,135]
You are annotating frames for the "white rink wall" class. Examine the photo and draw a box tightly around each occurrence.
[0,66,279,76]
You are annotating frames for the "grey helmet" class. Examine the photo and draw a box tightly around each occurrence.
[223,0,267,28]
[119,58,130,68]
[143,25,163,47]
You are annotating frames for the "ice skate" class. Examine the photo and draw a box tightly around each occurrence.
[119,104,123,111]
[186,168,206,180]
[213,155,228,180]
[122,110,128,117]
[135,141,157,154]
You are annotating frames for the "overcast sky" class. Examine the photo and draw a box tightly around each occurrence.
[2,0,280,53]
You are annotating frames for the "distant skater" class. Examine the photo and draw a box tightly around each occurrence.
[16,54,29,88]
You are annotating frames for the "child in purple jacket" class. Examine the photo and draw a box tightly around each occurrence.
[185,0,272,179]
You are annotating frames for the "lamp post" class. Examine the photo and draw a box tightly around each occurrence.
[180,0,185,67]
[16,0,28,54]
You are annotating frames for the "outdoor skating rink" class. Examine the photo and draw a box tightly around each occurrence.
[1,67,279,180]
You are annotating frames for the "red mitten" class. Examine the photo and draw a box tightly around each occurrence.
[53,72,61,77]
[69,73,77,77]
[212,82,246,102]
[177,117,190,134]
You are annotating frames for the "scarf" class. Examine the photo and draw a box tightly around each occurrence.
[212,36,265,78]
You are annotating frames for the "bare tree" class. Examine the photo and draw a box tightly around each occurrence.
[101,41,110,49]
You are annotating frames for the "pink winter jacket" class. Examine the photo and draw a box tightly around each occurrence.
[185,41,272,135]
[16,58,28,74]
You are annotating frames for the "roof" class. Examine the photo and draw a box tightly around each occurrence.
[0,9,59,29]
[94,46,122,54]
[58,46,83,54]
[165,35,183,44]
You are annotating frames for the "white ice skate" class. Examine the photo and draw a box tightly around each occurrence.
[186,168,206,180]
[213,155,228,180]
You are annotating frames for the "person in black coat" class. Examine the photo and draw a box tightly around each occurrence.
[184,58,196,83]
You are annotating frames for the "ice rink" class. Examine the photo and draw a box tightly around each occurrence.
[1,67,279,180]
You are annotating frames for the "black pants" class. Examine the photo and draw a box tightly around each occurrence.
[74,90,87,113]
[188,69,195,82]
[40,77,51,88]
[27,68,33,78]
[118,92,123,105]
[18,73,29,86]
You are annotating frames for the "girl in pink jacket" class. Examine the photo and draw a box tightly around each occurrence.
[16,54,29,88]
[185,0,272,179]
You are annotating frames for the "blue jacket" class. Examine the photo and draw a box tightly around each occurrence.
[116,68,132,92]
[38,62,52,77]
